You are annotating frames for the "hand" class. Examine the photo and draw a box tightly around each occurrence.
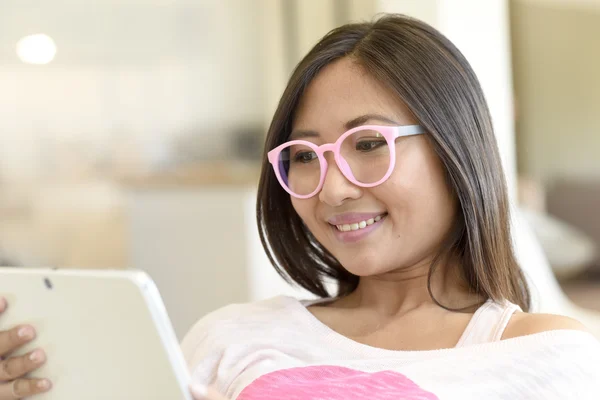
[190,384,229,400]
[0,297,52,399]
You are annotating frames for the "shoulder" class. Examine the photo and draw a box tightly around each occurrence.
[501,312,600,391]
[180,296,304,386]
[502,311,591,340]
[186,295,295,328]
[180,296,299,366]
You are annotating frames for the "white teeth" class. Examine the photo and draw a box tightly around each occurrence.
[334,214,386,232]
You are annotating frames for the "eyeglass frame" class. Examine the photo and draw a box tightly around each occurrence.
[267,124,426,199]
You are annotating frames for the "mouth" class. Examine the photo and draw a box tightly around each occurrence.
[333,212,388,232]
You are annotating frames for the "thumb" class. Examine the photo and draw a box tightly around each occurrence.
[190,383,229,400]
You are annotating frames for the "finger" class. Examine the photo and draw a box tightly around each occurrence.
[0,349,46,381]
[0,326,35,357]
[0,378,51,399]
[190,384,229,400]
[0,297,7,313]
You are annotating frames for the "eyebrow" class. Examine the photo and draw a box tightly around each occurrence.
[288,114,400,140]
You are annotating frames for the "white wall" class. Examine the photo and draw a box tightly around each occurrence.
[0,0,266,182]
[511,0,600,183]
[128,187,253,339]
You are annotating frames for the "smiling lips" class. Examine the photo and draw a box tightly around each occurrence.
[327,212,388,232]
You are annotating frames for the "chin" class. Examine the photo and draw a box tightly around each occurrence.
[337,256,389,277]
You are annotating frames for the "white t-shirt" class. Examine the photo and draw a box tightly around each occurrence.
[181,295,600,399]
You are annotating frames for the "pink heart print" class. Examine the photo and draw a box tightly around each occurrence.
[237,365,440,399]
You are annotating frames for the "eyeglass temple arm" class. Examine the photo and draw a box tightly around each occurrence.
[393,124,426,138]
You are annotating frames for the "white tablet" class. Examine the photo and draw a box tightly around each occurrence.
[0,268,193,400]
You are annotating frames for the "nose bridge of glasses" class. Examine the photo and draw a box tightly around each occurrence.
[318,142,356,186]
[315,143,337,168]
[317,142,337,155]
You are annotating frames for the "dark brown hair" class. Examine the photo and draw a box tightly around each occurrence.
[256,14,531,311]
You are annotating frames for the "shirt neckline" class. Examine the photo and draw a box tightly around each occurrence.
[284,295,595,360]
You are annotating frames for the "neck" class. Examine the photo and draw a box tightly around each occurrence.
[336,255,480,316]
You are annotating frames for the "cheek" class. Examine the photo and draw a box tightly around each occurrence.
[291,198,320,231]
[379,155,457,244]
[390,143,455,218]
[291,197,336,251]
[415,165,456,228]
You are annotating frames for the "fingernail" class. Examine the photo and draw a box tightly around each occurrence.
[37,379,51,390]
[18,326,34,339]
[29,349,44,363]
[0,297,6,310]
[190,383,207,398]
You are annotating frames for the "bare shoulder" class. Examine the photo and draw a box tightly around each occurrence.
[502,312,591,340]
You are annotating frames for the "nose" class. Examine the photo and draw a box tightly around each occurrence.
[318,152,362,206]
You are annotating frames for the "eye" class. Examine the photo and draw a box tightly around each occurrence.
[293,151,318,163]
[355,139,386,152]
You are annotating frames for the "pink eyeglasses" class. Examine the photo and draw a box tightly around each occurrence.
[267,124,425,199]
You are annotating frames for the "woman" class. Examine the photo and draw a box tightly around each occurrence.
[2,14,599,400]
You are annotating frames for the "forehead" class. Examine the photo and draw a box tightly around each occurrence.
[292,57,416,137]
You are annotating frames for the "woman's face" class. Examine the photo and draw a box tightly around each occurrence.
[290,57,458,277]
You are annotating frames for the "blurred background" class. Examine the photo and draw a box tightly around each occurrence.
[0,0,598,339]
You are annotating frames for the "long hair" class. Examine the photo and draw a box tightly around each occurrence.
[256,14,530,311]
